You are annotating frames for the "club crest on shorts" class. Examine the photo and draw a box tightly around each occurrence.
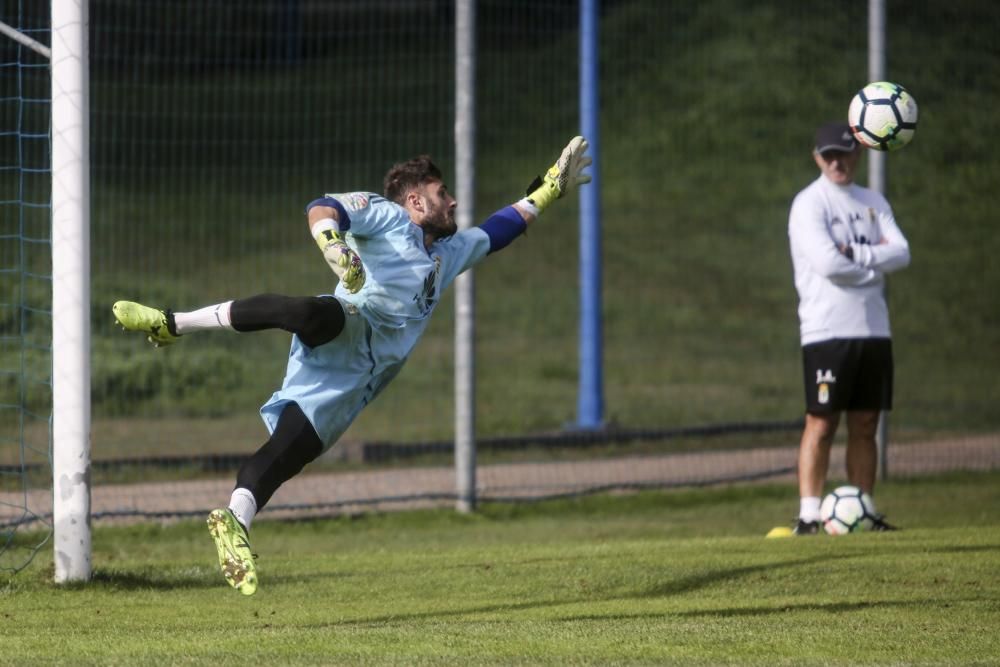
[816,369,836,405]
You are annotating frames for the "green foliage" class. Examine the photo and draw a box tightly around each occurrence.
[93,337,247,416]
[2,472,999,665]
[84,1,1000,437]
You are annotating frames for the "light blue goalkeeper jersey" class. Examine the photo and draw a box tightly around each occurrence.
[260,192,492,449]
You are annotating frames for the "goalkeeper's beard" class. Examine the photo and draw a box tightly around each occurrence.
[422,206,457,240]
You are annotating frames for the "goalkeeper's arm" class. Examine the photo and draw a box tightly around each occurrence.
[480,136,592,253]
[306,199,366,293]
[513,135,592,223]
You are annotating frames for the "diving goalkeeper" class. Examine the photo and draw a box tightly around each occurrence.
[113,137,592,596]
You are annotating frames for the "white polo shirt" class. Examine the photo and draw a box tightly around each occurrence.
[788,175,911,346]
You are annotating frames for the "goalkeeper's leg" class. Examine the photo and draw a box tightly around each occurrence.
[208,402,324,596]
[114,294,346,348]
[112,301,180,347]
[233,402,324,514]
[206,508,258,596]
[228,294,346,347]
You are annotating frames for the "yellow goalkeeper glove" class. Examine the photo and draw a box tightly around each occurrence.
[314,228,366,293]
[523,136,592,213]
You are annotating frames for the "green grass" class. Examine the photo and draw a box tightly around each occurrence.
[3,472,999,665]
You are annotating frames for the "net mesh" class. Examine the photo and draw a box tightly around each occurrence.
[1,1,998,540]
[0,1,52,571]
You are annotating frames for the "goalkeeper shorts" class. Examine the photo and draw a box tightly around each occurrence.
[259,298,402,451]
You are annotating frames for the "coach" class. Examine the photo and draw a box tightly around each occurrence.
[786,122,911,535]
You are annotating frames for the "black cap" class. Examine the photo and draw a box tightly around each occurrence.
[814,122,856,153]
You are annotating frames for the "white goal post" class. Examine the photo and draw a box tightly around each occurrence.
[51,0,92,583]
[867,0,889,480]
[453,0,476,513]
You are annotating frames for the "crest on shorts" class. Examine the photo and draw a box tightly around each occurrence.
[816,369,836,405]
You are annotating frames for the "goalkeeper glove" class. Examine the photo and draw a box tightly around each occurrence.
[523,136,592,214]
[313,226,366,293]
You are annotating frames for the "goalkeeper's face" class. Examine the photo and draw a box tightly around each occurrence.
[413,180,457,240]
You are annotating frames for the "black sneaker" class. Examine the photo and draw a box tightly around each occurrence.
[870,514,898,532]
[793,519,821,535]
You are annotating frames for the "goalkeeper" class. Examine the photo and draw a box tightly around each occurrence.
[113,137,591,596]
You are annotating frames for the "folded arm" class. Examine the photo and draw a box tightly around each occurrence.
[789,199,879,287]
[848,208,911,274]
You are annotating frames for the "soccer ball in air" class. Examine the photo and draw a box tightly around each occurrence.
[848,81,918,151]
[820,485,876,535]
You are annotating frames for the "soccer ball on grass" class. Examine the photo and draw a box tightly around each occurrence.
[819,485,877,535]
[848,81,918,151]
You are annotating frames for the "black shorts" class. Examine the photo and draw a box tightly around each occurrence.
[801,338,893,413]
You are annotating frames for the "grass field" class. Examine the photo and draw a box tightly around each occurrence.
[3,471,998,665]
[3,5,999,660]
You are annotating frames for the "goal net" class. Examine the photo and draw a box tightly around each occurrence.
[0,5,52,573]
[2,3,997,578]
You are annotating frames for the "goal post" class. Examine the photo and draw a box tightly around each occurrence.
[576,0,604,429]
[867,0,889,481]
[453,0,476,514]
[51,0,91,583]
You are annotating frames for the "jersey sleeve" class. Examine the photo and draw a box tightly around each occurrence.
[433,227,492,290]
[319,192,401,239]
[478,206,527,252]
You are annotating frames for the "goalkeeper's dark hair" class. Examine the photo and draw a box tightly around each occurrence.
[383,155,443,205]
